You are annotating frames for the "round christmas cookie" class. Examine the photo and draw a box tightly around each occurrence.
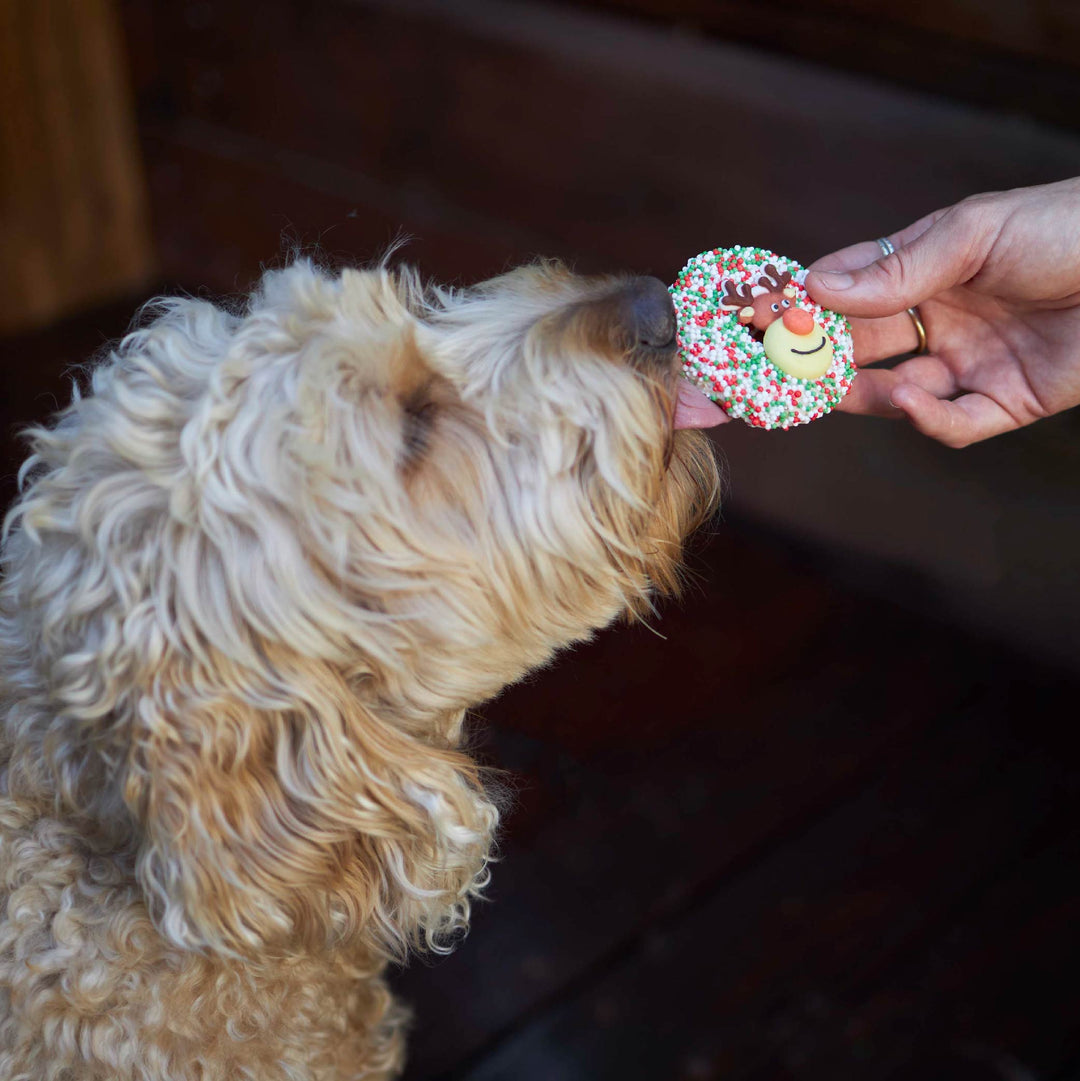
[670,246,856,430]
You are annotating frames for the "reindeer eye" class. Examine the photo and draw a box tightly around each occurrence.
[782,299,790,308]
[771,302,780,312]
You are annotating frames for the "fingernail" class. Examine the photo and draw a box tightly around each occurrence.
[815,271,854,291]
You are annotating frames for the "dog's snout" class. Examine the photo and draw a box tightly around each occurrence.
[622,276,677,350]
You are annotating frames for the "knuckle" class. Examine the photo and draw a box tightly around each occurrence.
[949,196,1001,255]
[960,188,1003,208]
[954,191,1000,222]
[941,422,971,449]
[874,249,911,293]
[922,407,971,449]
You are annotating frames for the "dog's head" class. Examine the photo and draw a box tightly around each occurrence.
[0,258,719,961]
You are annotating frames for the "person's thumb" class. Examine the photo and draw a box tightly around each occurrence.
[805,209,986,318]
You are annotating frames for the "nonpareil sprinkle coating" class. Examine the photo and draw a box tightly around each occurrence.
[670,246,856,430]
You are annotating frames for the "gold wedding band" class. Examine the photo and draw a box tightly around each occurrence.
[876,236,929,355]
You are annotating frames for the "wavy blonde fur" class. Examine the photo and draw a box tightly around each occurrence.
[0,258,719,1079]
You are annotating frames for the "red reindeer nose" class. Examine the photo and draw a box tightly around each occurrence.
[783,308,815,335]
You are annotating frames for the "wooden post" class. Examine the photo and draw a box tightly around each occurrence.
[0,0,154,333]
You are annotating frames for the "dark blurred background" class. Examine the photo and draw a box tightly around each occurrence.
[3,2,1080,1078]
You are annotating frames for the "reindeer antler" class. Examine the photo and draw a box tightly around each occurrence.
[719,278,756,309]
[757,264,793,292]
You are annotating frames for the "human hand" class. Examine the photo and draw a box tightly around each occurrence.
[804,177,1080,447]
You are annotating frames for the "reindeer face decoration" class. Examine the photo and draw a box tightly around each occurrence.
[720,264,835,380]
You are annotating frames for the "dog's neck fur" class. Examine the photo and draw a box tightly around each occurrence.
[0,780,410,1078]
[0,672,481,1080]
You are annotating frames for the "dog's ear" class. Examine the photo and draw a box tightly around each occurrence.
[123,660,496,960]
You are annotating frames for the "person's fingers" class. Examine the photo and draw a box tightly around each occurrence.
[805,203,992,319]
[838,355,957,417]
[847,312,924,365]
[890,383,1019,447]
[836,370,899,416]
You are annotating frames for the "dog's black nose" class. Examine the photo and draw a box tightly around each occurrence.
[623,276,677,350]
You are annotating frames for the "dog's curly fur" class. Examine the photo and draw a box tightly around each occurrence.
[0,258,719,1079]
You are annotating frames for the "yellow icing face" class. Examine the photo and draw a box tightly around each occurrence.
[762,315,834,380]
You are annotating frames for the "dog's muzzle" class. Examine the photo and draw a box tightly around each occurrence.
[619,276,678,353]
[615,276,727,431]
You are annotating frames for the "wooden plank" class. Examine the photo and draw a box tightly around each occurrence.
[575,0,1080,132]
[394,707,918,1078]
[736,828,1080,1081]
[136,130,548,295]
[714,400,1080,676]
[123,0,1080,292]
[442,683,1078,1081]
[0,0,154,332]
[816,0,1080,65]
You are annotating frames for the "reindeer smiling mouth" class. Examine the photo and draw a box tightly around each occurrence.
[790,336,828,356]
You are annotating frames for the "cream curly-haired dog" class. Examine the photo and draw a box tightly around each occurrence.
[0,257,719,1079]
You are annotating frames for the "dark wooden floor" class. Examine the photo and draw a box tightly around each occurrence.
[4,303,1079,1081]
[390,525,1080,1081]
